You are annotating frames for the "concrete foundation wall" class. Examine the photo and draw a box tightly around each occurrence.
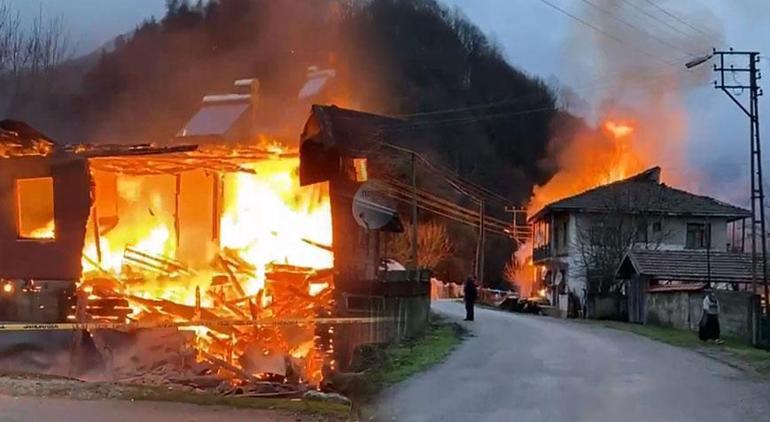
[333,284,431,369]
[646,290,757,342]
[586,294,627,320]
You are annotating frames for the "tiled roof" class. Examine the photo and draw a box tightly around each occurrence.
[647,282,707,293]
[532,167,750,221]
[622,248,759,284]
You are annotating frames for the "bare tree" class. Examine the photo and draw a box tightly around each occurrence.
[0,2,73,111]
[393,220,452,269]
[572,182,676,294]
[25,8,72,77]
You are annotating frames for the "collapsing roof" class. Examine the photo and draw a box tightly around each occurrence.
[531,167,750,222]
[618,248,760,284]
[80,144,295,175]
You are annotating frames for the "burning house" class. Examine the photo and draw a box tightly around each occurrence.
[529,167,750,318]
[0,99,430,390]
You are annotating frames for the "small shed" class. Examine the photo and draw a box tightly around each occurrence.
[617,248,760,338]
[618,248,759,285]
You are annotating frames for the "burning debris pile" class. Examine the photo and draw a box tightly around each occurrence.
[68,145,337,394]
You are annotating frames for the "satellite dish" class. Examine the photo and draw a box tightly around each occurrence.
[352,180,398,230]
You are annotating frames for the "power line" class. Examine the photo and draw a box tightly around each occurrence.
[378,68,705,133]
[619,0,705,41]
[385,187,512,237]
[387,178,514,229]
[535,0,680,67]
[579,0,694,57]
[640,0,716,41]
[377,142,521,208]
[383,65,690,122]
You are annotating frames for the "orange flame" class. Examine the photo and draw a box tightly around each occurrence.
[79,143,333,384]
[530,118,648,214]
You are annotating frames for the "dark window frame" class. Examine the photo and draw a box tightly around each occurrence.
[686,222,711,249]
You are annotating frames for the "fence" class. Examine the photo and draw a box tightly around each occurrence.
[645,289,758,342]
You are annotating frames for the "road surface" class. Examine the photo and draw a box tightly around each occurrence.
[376,301,770,422]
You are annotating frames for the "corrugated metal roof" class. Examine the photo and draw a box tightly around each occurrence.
[622,248,758,284]
[177,102,249,137]
[532,167,750,222]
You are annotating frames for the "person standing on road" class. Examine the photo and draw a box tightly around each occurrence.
[464,276,477,321]
[699,290,723,344]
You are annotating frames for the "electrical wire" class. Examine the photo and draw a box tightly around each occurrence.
[579,0,694,57]
[386,178,515,229]
[378,143,521,208]
[535,0,681,67]
[620,0,712,44]
[640,0,716,41]
[384,189,512,237]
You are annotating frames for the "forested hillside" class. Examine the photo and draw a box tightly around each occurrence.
[6,0,581,285]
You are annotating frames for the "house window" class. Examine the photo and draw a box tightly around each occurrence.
[560,221,568,249]
[554,220,568,252]
[16,177,55,240]
[686,223,709,249]
[635,221,648,243]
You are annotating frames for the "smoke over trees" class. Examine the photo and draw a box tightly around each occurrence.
[4,0,577,286]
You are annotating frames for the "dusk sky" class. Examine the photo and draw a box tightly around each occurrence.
[9,0,770,204]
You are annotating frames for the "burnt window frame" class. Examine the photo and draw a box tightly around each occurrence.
[15,176,56,241]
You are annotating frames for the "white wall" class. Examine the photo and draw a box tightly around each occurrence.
[560,213,735,305]
[638,217,729,252]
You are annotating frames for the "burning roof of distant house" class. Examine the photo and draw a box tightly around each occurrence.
[530,167,750,222]
[0,119,56,157]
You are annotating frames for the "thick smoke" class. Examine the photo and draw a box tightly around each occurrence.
[538,0,724,201]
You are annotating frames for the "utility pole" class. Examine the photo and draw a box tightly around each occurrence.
[504,206,532,245]
[711,49,768,307]
[410,152,419,271]
[706,222,712,287]
[475,199,486,283]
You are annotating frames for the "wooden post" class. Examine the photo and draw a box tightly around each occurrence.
[478,199,486,284]
[174,173,182,250]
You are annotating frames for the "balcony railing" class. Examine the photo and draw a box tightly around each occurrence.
[533,244,552,262]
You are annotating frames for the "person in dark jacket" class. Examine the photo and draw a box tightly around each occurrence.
[464,276,478,321]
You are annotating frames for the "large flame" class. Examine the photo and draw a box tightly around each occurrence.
[79,145,333,384]
[515,118,657,297]
[220,158,332,296]
[530,118,650,214]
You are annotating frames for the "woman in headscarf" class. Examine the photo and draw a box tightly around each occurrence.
[699,290,723,344]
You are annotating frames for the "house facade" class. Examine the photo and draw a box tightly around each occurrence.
[529,167,750,316]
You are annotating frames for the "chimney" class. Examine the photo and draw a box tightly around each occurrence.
[628,166,661,183]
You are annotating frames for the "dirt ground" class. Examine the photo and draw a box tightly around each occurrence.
[0,374,343,422]
[0,395,325,422]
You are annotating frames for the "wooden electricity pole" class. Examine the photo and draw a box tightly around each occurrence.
[475,199,485,283]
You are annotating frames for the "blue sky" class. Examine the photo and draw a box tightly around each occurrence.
[9,0,770,204]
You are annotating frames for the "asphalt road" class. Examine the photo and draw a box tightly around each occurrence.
[376,301,770,422]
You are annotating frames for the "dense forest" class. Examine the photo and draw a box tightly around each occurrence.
[4,0,582,287]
